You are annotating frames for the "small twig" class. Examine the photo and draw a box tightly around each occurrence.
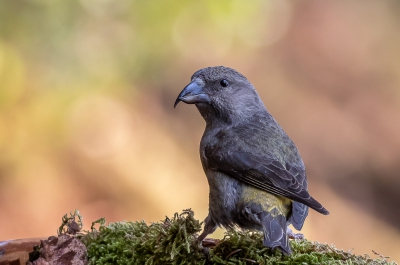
[372,250,391,259]
[242,258,258,264]
[201,238,220,248]
[226,248,242,260]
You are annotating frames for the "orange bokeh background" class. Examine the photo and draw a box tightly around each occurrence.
[0,0,399,261]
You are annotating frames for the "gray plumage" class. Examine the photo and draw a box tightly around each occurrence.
[174,66,329,255]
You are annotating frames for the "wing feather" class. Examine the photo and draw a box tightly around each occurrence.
[205,146,329,216]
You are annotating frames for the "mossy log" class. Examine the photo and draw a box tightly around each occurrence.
[26,209,397,265]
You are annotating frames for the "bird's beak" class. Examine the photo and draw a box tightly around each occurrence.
[174,79,210,108]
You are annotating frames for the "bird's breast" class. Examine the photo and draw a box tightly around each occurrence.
[203,169,241,227]
[204,169,241,210]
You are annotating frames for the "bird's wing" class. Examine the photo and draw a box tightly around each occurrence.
[205,145,329,216]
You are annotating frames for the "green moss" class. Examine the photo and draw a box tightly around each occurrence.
[210,230,395,265]
[79,209,205,265]
[58,210,397,265]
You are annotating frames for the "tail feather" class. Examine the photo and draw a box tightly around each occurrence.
[289,201,308,230]
[261,209,291,255]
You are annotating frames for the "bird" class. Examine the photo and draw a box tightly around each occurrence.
[174,66,329,255]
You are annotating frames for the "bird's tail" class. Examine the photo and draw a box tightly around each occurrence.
[261,208,291,255]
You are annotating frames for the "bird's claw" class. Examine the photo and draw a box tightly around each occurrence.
[192,237,220,262]
[287,227,304,240]
[191,238,211,262]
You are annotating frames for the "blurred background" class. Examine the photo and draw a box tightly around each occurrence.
[1,0,400,261]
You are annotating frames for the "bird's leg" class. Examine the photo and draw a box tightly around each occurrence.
[194,215,217,261]
[197,215,217,245]
[287,227,304,240]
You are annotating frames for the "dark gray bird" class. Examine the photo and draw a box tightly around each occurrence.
[174,66,329,255]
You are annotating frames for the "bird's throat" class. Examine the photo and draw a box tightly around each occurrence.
[196,103,233,127]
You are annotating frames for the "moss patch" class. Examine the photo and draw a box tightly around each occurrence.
[55,209,397,265]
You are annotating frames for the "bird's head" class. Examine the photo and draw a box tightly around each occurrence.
[174,66,265,124]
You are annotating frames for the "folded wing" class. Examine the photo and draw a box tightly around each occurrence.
[205,145,329,217]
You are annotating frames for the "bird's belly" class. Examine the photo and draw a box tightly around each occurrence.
[205,170,291,230]
[240,185,291,217]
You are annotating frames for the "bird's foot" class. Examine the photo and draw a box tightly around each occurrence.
[202,246,211,262]
[192,237,220,262]
[287,227,304,240]
[191,238,210,262]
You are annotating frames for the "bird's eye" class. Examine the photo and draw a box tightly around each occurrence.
[220,79,229,87]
